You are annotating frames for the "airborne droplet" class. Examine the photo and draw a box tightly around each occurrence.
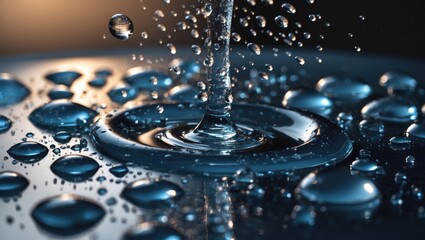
[109,14,134,40]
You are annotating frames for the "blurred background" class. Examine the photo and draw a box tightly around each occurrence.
[0,0,424,60]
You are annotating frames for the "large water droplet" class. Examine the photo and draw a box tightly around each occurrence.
[296,169,380,205]
[109,14,134,40]
[379,71,417,95]
[50,155,100,182]
[0,73,30,106]
[31,194,105,235]
[361,97,418,123]
[121,179,184,208]
[7,141,48,164]
[316,75,372,103]
[124,67,173,91]
[282,88,333,117]
[123,224,184,240]
[0,115,12,133]
[0,171,29,197]
[45,71,82,87]
[29,100,98,131]
[406,120,425,145]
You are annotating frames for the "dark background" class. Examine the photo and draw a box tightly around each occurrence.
[0,0,424,60]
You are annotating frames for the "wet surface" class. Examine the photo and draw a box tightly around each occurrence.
[1,48,425,239]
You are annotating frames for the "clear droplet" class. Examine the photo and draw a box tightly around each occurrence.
[109,14,134,40]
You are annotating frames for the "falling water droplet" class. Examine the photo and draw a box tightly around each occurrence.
[29,100,98,131]
[31,194,105,235]
[0,73,30,106]
[50,155,100,182]
[109,14,134,40]
[121,179,184,208]
[7,141,48,164]
[0,171,29,197]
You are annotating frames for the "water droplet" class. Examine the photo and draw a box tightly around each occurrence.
[124,67,173,91]
[29,100,98,131]
[45,71,82,87]
[358,120,385,134]
[282,89,333,117]
[316,76,372,103]
[361,97,418,123]
[168,59,201,82]
[337,112,353,129]
[388,136,411,151]
[296,169,380,215]
[123,224,184,240]
[53,131,72,144]
[166,43,177,55]
[281,3,296,14]
[88,77,107,88]
[31,194,105,235]
[48,85,74,100]
[107,85,138,104]
[394,172,407,186]
[247,43,261,55]
[350,158,380,175]
[121,179,184,208]
[0,115,12,133]
[379,71,417,96]
[255,15,266,28]
[109,14,134,40]
[109,164,129,178]
[7,141,48,164]
[405,155,415,168]
[295,56,305,65]
[0,73,30,106]
[0,171,29,197]
[50,155,100,182]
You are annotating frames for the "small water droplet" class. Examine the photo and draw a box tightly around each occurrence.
[109,164,129,178]
[124,67,173,91]
[31,194,105,235]
[281,3,296,14]
[405,155,415,168]
[48,85,74,100]
[316,75,372,103]
[7,141,48,164]
[388,136,411,151]
[53,131,72,144]
[109,14,134,40]
[108,86,138,104]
